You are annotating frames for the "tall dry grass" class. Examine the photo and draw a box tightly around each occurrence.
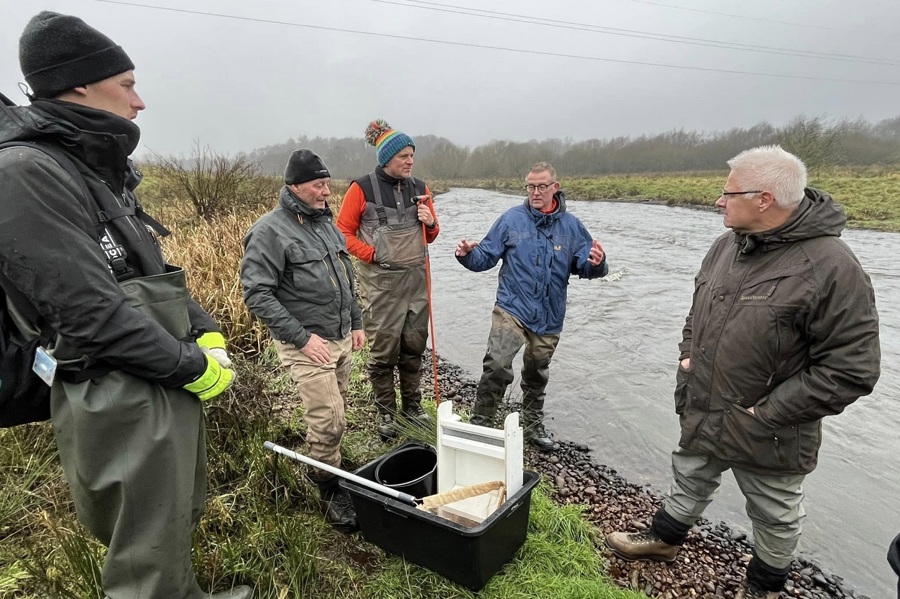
[158,188,346,357]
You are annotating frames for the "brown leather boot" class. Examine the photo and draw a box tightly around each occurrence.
[605,529,679,563]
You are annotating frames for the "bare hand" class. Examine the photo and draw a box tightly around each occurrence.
[587,239,605,266]
[417,201,435,227]
[680,358,690,369]
[351,329,366,351]
[456,239,479,257]
[301,333,331,365]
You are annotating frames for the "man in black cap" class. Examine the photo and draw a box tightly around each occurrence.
[0,11,248,599]
[241,150,365,532]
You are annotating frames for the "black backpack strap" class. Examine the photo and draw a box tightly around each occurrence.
[136,207,170,237]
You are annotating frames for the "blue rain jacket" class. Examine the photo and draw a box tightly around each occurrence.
[457,191,607,334]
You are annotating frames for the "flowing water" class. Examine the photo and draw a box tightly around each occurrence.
[426,188,900,598]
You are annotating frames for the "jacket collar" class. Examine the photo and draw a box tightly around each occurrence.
[524,190,567,225]
[18,99,140,193]
[733,188,845,254]
[279,186,331,220]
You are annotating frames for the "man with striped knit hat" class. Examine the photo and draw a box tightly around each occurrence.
[337,120,439,440]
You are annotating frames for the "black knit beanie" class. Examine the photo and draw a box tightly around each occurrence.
[19,11,135,99]
[284,150,331,185]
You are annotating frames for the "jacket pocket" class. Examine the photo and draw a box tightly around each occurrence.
[286,245,335,305]
[673,364,692,415]
[719,393,802,472]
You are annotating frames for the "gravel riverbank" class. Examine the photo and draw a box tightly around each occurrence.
[428,354,874,599]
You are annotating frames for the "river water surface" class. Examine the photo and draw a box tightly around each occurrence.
[426,188,899,598]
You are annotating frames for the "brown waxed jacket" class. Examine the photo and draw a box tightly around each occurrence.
[674,188,880,474]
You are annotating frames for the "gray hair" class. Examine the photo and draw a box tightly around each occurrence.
[528,161,557,181]
[727,145,807,209]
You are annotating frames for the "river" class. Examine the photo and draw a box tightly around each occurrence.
[426,188,899,598]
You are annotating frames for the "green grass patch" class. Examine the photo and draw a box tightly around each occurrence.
[0,353,645,598]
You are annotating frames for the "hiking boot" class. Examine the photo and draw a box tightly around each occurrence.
[322,488,358,533]
[401,402,432,425]
[605,529,679,563]
[211,585,254,599]
[377,411,397,440]
[735,582,780,599]
[524,422,554,452]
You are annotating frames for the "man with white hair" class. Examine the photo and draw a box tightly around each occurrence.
[606,146,881,599]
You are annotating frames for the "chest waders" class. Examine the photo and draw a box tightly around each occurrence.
[358,173,431,438]
[51,266,208,599]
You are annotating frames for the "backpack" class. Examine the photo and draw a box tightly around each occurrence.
[0,284,54,427]
[0,139,93,427]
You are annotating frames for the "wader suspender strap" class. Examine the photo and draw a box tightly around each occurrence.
[368,172,390,226]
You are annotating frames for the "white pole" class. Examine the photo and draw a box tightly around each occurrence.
[263,441,420,506]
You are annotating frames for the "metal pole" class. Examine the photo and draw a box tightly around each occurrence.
[263,441,420,506]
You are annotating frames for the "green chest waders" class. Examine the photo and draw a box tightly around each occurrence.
[51,265,208,599]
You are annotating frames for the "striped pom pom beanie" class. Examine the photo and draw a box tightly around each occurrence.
[364,119,415,167]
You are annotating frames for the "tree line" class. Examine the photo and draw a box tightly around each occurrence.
[242,114,900,180]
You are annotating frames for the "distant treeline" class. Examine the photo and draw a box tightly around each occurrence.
[244,115,900,180]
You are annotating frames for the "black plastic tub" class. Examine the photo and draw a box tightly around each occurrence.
[340,443,540,591]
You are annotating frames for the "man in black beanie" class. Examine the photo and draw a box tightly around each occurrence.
[1,11,250,599]
[241,150,365,532]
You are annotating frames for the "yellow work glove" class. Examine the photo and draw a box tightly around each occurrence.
[197,331,232,368]
[184,354,235,401]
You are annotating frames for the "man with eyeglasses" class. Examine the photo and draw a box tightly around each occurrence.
[606,146,880,599]
[241,150,365,533]
[455,161,607,451]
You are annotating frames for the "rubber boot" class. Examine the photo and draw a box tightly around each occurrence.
[522,397,553,452]
[399,365,431,426]
[369,364,398,440]
[210,586,254,599]
[309,473,358,533]
[469,400,496,427]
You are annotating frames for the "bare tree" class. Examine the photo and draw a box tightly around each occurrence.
[153,141,278,220]
[775,115,846,172]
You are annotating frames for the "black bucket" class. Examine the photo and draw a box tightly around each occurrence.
[374,443,437,498]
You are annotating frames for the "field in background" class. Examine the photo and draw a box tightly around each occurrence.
[438,166,900,232]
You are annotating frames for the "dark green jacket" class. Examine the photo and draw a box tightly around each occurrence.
[241,187,361,348]
[675,188,880,474]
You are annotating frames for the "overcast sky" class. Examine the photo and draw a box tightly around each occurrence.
[2,0,899,158]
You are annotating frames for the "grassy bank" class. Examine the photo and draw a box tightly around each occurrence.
[0,179,644,598]
[437,166,900,232]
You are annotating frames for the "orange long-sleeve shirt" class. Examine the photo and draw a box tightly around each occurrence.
[336,181,440,263]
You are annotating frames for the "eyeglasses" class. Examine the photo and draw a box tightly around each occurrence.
[721,190,762,197]
[525,183,555,193]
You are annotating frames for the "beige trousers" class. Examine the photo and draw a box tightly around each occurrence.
[275,335,352,469]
